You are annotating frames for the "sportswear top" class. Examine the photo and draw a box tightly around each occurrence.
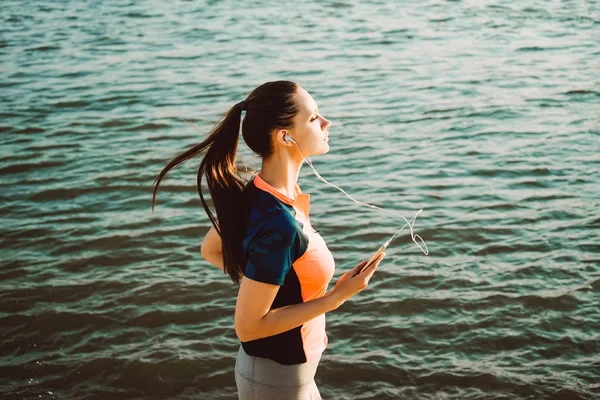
[240,173,336,365]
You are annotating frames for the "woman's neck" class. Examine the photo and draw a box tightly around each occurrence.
[259,151,304,198]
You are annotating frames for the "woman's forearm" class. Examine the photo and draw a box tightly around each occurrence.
[237,290,342,342]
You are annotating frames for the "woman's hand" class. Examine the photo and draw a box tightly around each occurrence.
[330,252,386,308]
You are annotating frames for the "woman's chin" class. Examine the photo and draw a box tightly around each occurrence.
[319,142,330,154]
[306,142,330,157]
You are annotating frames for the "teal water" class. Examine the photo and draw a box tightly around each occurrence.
[1,1,599,399]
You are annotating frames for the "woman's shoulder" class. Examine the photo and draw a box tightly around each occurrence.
[242,180,309,260]
[245,178,291,215]
[243,181,302,238]
[247,194,297,230]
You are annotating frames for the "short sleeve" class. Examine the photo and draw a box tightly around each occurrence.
[244,218,297,285]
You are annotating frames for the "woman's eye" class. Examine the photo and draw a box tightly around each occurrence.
[311,116,319,122]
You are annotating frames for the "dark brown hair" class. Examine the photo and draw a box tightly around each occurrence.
[152,80,300,284]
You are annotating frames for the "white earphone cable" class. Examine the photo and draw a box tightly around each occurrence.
[289,138,428,255]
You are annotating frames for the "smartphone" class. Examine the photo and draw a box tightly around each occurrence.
[357,238,391,275]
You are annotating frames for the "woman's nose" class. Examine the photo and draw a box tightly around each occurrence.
[322,118,331,130]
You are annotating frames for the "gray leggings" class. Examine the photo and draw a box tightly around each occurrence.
[234,345,322,400]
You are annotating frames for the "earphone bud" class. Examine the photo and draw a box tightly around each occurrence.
[283,134,294,143]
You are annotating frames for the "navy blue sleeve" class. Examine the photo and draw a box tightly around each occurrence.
[244,216,298,286]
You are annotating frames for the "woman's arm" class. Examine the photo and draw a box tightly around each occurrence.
[235,277,338,342]
[200,226,224,270]
[234,253,385,342]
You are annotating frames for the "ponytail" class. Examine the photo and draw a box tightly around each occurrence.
[153,101,248,283]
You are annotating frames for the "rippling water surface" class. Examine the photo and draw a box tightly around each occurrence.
[1,0,599,399]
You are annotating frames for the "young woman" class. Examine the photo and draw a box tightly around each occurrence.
[152,80,386,399]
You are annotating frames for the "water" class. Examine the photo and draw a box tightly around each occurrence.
[1,0,599,399]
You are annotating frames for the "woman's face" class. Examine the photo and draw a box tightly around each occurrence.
[279,87,331,157]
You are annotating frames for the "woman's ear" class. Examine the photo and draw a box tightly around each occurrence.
[275,128,292,146]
